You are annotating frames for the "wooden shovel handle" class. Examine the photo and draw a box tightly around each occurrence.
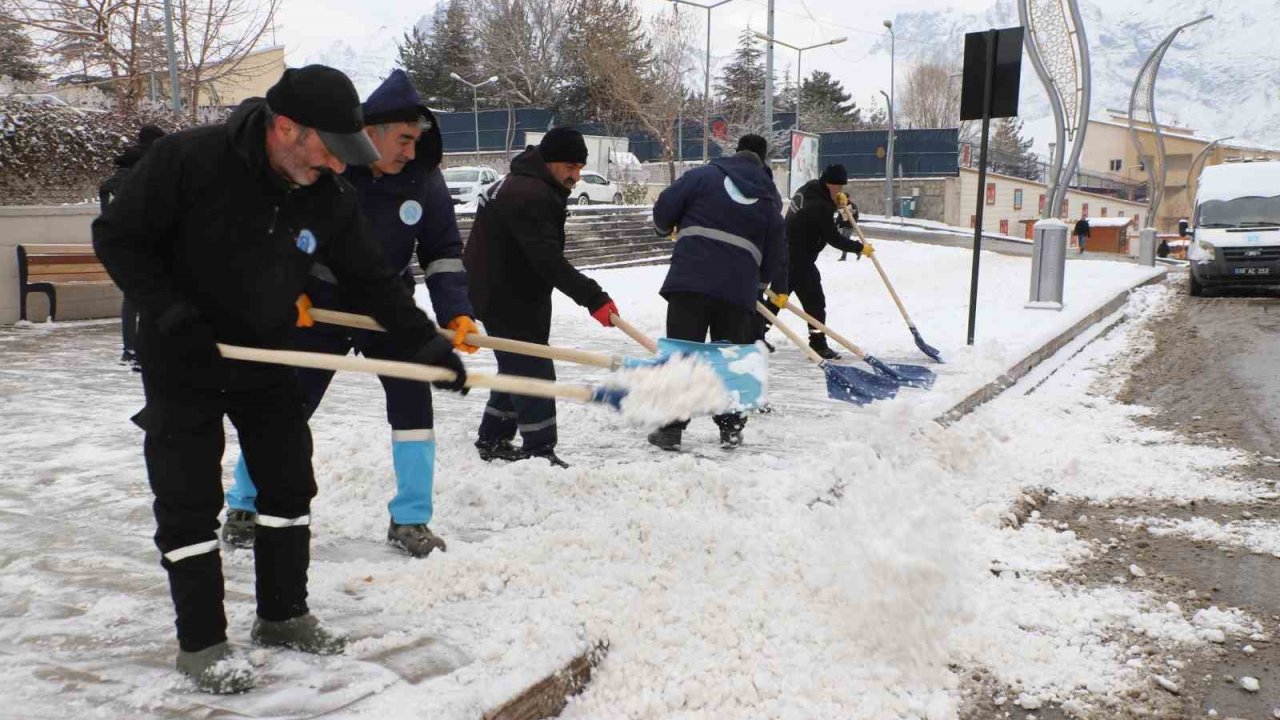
[841,210,916,327]
[307,307,619,370]
[756,302,825,366]
[609,313,658,354]
[764,289,867,360]
[216,343,595,403]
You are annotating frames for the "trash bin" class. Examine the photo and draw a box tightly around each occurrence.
[898,196,917,218]
[1027,218,1068,310]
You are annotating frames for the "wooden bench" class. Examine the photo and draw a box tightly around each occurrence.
[16,244,113,322]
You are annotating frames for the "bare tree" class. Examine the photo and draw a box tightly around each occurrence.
[2,0,149,102]
[173,0,279,116]
[468,0,572,107]
[897,55,975,143]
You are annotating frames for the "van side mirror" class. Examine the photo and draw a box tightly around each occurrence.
[1178,219,1190,237]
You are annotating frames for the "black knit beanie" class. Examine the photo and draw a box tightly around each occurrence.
[820,163,848,185]
[736,134,768,162]
[539,127,589,164]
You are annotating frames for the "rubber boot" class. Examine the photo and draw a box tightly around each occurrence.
[809,333,841,360]
[251,613,346,655]
[176,642,255,694]
[221,456,257,548]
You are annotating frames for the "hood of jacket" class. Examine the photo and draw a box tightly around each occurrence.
[112,143,149,168]
[508,146,570,200]
[710,150,778,202]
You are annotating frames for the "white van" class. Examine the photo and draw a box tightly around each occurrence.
[1185,161,1280,296]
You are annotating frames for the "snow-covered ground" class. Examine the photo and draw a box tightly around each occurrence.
[10,240,1267,720]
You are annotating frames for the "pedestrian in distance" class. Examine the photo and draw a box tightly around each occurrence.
[222,69,475,559]
[92,64,468,695]
[774,163,873,360]
[98,124,166,371]
[838,198,860,261]
[464,127,621,469]
[1074,216,1090,253]
[646,133,787,451]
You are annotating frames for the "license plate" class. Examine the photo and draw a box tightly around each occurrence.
[1234,267,1271,275]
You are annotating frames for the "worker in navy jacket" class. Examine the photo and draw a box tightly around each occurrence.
[223,70,474,559]
[646,134,786,451]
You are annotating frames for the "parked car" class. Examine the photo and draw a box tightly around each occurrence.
[572,171,624,205]
[444,166,500,205]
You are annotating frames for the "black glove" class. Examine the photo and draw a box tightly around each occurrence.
[851,239,866,257]
[156,301,217,361]
[411,335,469,395]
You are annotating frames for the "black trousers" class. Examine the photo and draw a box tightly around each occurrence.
[121,297,139,353]
[136,369,316,652]
[477,302,558,452]
[789,261,827,330]
[662,291,754,432]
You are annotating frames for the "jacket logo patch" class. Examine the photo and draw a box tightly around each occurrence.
[296,229,317,254]
[399,200,423,225]
[723,177,758,206]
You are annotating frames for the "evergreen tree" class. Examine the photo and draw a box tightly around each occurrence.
[0,16,44,82]
[397,23,439,104]
[395,1,480,112]
[990,117,1038,180]
[556,0,652,124]
[798,70,861,132]
[715,28,767,123]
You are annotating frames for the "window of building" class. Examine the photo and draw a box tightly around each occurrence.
[999,219,1009,235]
[1109,159,1122,172]
[1082,203,1089,218]
[1013,188,1023,210]
[986,183,996,206]
[1101,207,1108,217]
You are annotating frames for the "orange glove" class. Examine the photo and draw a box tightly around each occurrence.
[295,294,314,328]
[446,315,480,353]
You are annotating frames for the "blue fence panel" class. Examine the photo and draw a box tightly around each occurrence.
[818,128,958,178]
[436,108,556,153]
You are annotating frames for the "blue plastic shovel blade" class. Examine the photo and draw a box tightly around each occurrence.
[653,337,767,410]
[589,385,628,409]
[823,363,898,405]
[911,326,943,363]
[864,354,936,390]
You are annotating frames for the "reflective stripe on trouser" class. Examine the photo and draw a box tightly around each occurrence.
[389,431,436,525]
[477,351,557,452]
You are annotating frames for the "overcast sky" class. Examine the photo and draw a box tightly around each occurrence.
[274,0,1002,116]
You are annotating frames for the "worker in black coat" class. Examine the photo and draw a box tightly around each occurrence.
[777,164,871,359]
[92,65,468,694]
[98,124,165,371]
[463,127,619,468]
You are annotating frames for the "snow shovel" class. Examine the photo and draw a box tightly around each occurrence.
[609,313,658,354]
[217,343,631,408]
[763,290,935,390]
[841,208,944,363]
[306,307,765,409]
[756,302,897,405]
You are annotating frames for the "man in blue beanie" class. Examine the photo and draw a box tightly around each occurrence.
[222,69,475,559]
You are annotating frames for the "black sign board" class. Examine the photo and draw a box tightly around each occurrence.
[960,27,1024,121]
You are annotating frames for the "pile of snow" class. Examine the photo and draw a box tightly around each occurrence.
[608,355,732,426]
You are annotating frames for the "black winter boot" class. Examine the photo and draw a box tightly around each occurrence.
[809,333,841,360]
[476,439,527,462]
[647,425,683,451]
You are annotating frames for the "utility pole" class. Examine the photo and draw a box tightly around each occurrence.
[763,0,774,138]
[162,0,181,115]
[450,73,499,164]
[752,32,847,133]
[669,0,738,165]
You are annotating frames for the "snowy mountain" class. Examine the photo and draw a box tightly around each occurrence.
[887,0,1280,150]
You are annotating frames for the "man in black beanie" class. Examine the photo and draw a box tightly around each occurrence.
[464,126,621,467]
[773,162,871,359]
[93,64,468,693]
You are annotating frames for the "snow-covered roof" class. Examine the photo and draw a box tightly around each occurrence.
[1087,217,1136,228]
[1197,162,1280,203]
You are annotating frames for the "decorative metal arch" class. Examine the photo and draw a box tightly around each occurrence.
[1018,0,1091,219]
[1128,16,1213,228]
[1185,135,1232,208]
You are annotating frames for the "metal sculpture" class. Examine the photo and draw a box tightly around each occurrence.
[1186,135,1232,206]
[1018,0,1091,219]
[1128,16,1213,228]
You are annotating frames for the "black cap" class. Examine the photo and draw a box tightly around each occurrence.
[539,127,588,164]
[736,134,768,163]
[138,125,165,145]
[820,163,848,185]
[266,65,380,166]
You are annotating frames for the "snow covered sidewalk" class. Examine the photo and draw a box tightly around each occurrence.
[1,240,1213,720]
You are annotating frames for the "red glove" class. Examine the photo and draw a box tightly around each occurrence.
[591,298,619,327]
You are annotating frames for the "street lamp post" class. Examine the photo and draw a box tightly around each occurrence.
[751,32,847,132]
[883,19,895,217]
[669,0,737,164]
[879,89,895,218]
[450,72,499,164]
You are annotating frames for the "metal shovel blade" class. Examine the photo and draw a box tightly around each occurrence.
[822,362,899,405]
[911,326,944,363]
[864,355,937,390]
